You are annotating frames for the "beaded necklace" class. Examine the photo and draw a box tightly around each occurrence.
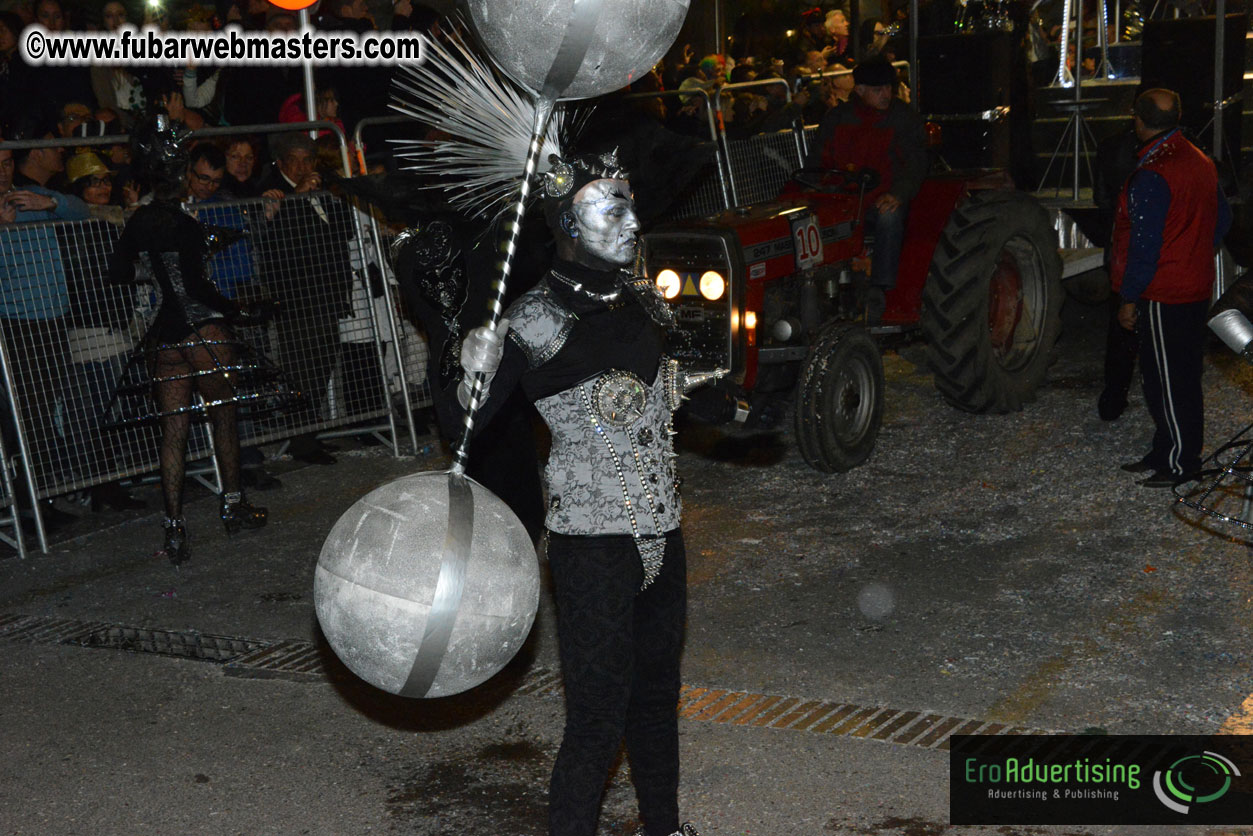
[550,268,623,304]
[578,376,673,588]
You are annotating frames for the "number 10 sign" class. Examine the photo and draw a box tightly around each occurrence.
[791,213,823,271]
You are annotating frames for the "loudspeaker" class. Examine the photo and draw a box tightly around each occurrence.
[1140,14,1245,162]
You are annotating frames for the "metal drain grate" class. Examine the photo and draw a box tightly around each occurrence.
[516,666,562,696]
[0,613,105,644]
[1,612,270,664]
[66,627,269,662]
[2,612,1047,748]
[671,686,1052,749]
[224,640,329,682]
[502,673,1052,751]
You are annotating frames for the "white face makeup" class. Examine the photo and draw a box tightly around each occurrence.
[569,178,640,267]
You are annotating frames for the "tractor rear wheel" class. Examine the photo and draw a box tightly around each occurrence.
[794,321,884,473]
[921,190,1062,413]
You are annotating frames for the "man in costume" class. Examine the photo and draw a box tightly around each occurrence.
[390,209,547,541]
[1110,88,1231,487]
[459,150,703,836]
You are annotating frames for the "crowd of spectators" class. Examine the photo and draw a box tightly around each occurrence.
[638,4,912,140]
[0,0,440,531]
[0,0,412,207]
[0,0,939,216]
[0,0,923,174]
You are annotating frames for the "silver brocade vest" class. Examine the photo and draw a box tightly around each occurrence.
[505,280,682,581]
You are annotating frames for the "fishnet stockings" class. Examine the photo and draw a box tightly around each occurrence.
[152,322,242,519]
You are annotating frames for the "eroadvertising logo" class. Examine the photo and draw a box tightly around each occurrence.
[950,735,1253,825]
[1153,751,1240,814]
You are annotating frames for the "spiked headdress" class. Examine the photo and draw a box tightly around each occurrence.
[539,148,630,231]
[540,148,628,200]
[131,110,192,200]
[392,23,619,221]
[393,25,572,219]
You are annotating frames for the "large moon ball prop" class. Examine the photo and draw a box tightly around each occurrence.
[314,471,539,698]
[464,0,692,101]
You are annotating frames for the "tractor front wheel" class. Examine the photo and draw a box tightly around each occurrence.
[921,190,1062,413]
[794,321,884,473]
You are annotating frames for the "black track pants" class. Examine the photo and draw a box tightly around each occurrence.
[546,529,686,836]
[1103,296,1139,401]
[1136,298,1210,476]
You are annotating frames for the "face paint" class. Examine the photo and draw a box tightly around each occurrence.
[569,179,640,267]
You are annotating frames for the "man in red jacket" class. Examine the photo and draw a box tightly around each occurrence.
[1110,88,1232,487]
[805,55,927,323]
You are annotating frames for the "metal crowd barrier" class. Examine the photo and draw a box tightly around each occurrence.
[626,89,803,220]
[0,422,25,558]
[713,77,808,207]
[640,59,914,222]
[624,87,732,217]
[0,377,26,557]
[349,113,447,459]
[0,218,214,552]
[0,121,432,554]
[187,121,425,458]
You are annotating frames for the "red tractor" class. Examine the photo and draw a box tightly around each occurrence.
[642,160,1063,473]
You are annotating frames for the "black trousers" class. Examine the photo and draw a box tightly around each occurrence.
[1102,297,1138,403]
[275,293,339,422]
[1136,298,1210,476]
[546,529,686,836]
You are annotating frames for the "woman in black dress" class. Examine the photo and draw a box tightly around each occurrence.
[110,114,266,564]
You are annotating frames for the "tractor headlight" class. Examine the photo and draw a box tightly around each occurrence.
[699,270,725,301]
[656,269,681,300]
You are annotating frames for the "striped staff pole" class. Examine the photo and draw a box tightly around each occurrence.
[450,99,556,477]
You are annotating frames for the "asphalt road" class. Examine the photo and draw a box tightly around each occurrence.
[3,298,1253,836]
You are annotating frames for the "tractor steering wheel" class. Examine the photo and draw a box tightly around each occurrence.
[791,166,882,195]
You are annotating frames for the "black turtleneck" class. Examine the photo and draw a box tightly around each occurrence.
[452,259,668,432]
[526,259,665,397]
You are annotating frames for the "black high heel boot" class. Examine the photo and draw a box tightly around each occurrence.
[162,517,190,565]
[220,491,268,535]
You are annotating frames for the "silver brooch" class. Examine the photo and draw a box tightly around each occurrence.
[543,161,575,198]
[590,371,648,428]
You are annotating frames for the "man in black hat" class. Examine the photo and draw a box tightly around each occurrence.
[805,54,927,323]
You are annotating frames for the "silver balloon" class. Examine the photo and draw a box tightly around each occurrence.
[464,0,692,101]
[314,471,539,698]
